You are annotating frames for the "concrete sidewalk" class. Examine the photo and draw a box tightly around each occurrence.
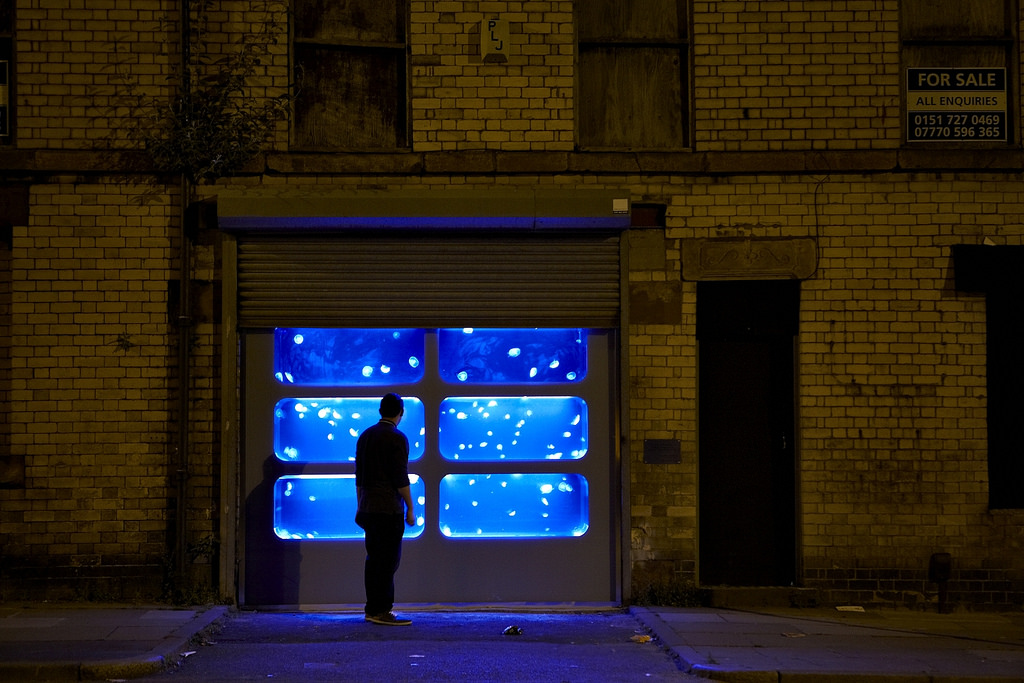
[0,603,1022,681]
[0,604,228,681]
[634,606,1024,682]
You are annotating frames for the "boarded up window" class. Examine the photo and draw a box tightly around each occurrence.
[903,0,1010,39]
[577,0,687,150]
[0,0,12,142]
[292,0,407,150]
[903,0,1012,68]
[902,0,1015,142]
[0,185,23,487]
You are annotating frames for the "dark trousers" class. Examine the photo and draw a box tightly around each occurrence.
[358,512,405,615]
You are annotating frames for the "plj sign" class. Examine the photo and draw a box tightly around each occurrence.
[906,68,1006,142]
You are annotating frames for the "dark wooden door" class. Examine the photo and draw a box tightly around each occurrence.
[697,280,798,586]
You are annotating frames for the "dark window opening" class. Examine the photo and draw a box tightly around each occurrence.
[0,185,24,487]
[987,286,1024,509]
[292,0,408,150]
[953,244,1024,510]
[0,0,13,143]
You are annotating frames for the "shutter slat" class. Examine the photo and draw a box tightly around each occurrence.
[236,234,620,328]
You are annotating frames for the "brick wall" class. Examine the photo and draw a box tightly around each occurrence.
[1,0,1023,609]
[624,225,696,589]
[15,0,177,150]
[410,1,574,151]
[1,181,178,599]
[0,0,266,599]
[692,0,902,151]
[663,172,1024,608]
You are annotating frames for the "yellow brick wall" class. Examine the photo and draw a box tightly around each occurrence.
[4,182,176,577]
[13,0,289,153]
[15,0,177,149]
[692,0,903,151]
[2,0,1023,607]
[665,172,1023,603]
[5,165,1024,604]
[10,2,1023,157]
[626,313,697,587]
[410,1,574,151]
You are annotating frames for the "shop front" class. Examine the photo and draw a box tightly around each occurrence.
[218,190,630,607]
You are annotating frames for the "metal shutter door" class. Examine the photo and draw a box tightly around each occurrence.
[236,232,621,328]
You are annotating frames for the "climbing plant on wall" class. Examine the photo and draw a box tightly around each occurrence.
[124,0,291,184]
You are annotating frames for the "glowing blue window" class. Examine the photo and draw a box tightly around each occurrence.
[274,397,425,463]
[438,328,587,384]
[439,396,588,461]
[439,473,588,538]
[274,474,426,540]
[274,328,425,386]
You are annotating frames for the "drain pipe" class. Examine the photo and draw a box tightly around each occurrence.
[173,0,194,586]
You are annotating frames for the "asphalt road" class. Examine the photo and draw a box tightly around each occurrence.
[137,609,697,681]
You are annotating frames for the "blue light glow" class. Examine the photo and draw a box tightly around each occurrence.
[439,473,589,538]
[274,474,426,540]
[274,328,425,386]
[217,215,631,231]
[274,396,425,463]
[438,396,588,461]
[268,327,597,544]
[438,328,587,384]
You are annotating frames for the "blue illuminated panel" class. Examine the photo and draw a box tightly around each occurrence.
[274,328,425,386]
[274,397,425,463]
[439,396,588,461]
[274,474,425,540]
[267,327,596,544]
[438,328,587,384]
[439,473,588,538]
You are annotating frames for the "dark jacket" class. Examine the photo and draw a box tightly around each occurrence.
[354,418,410,516]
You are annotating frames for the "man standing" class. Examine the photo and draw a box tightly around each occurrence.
[354,393,415,625]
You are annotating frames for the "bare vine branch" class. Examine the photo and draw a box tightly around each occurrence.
[125,0,291,184]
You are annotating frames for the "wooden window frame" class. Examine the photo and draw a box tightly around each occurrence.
[576,0,691,151]
[0,0,13,144]
[291,0,409,151]
[900,0,1019,147]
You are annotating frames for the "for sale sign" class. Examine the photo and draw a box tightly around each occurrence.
[906,68,1006,142]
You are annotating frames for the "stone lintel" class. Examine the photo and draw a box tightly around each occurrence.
[682,236,818,281]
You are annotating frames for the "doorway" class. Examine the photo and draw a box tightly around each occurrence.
[697,280,798,586]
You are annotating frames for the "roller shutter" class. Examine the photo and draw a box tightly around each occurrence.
[236,232,621,328]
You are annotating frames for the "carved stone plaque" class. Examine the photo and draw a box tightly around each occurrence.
[681,237,817,281]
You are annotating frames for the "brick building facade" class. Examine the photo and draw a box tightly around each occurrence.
[0,1,1022,610]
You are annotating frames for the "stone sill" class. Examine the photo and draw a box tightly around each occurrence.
[1,148,1022,178]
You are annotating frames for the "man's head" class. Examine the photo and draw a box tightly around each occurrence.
[379,392,404,419]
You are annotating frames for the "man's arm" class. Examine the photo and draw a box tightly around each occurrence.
[398,485,415,526]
